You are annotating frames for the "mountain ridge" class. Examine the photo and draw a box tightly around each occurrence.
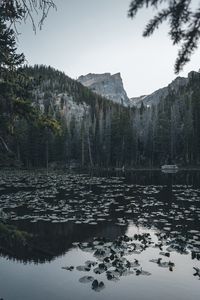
[1,64,200,168]
[77,72,130,107]
[77,70,200,108]
[130,71,199,107]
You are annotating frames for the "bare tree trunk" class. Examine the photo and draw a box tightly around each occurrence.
[17,143,21,166]
[0,136,13,154]
[87,129,93,168]
[81,123,85,167]
[46,139,49,174]
[81,135,85,167]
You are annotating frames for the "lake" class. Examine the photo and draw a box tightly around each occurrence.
[0,170,200,300]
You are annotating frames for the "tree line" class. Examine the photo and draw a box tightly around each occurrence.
[1,65,200,169]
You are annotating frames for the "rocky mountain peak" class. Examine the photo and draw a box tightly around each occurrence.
[130,72,195,107]
[77,72,130,106]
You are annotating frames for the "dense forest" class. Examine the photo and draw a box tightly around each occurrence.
[1,65,200,169]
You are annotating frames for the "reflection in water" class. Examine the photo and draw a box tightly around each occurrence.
[0,222,127,263]
[0,170,200,300]
[156,173,176,210]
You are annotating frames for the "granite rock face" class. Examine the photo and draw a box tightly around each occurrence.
[130,75,191,107]
[78,73,130,106]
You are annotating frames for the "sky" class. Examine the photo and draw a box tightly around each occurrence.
[18,0,200,98]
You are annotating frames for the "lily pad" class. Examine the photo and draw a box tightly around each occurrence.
[79,276,94,283]
[76,265,90,272]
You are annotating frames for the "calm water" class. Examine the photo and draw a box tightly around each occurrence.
[0,170,200,300]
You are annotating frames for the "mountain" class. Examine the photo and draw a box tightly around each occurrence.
[2,65,130,168]
[77,72,130,107]
[21,65,119,125]
[77,71,196,109]
[1,65,200,169]
[130,73,194,107]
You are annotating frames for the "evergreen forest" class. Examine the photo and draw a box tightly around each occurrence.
[1,64,200,169]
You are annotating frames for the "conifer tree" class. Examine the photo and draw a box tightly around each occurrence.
[128,0,200,73]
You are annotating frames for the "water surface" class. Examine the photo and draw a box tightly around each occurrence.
[0,170,200,300]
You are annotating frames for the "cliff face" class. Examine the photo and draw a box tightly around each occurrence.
[130,75,191,107]
[78,72,130,106]
[33,91,89,128]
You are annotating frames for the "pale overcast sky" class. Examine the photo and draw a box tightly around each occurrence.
[18,0,200,98]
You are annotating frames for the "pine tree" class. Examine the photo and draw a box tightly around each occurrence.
[128,0,200,73]
[0,8,25,158]
[0,12,24,75]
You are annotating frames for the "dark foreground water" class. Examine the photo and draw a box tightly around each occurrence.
[0,170,200,300]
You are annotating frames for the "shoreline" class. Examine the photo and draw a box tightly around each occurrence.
[1,166,200,173]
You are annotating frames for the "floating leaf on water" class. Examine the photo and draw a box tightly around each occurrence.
[106,270,120,281]
[62,266,74,271]
[76,266,90,272]
[121,269,134,276]
[193,267,200,277]
[160,252,170,257]
[79,276,94,283]
[85,260,97,267]
[166,246,175,252]
[158,262,169,268]
[91,279,98,290]
[130,260,140,268]
[94,248,110,258]
[140,270,152,276]
[93,264,107,274]
[91,280,105,292]
[149,258,162,264]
